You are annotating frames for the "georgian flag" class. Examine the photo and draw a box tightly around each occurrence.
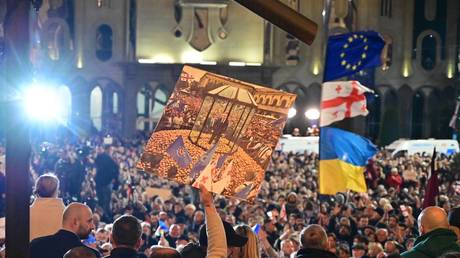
[320,81,373,127]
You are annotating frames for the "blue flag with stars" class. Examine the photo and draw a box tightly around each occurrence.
[324,31,384,82]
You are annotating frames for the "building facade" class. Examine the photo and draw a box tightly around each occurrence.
[1,0,459,145]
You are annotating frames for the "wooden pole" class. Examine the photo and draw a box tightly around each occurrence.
[4,0,31,257]
[233,0,318,45]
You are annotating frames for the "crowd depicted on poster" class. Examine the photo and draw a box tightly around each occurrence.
[138,66,296,202]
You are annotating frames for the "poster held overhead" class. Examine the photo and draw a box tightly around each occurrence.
[138,66,296,202]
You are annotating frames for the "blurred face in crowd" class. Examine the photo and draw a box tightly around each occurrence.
[289,215,296,226]
[352,248,366,258]
[287,195,296,203]
[169,224,181,238]
[92,214,100,228]
[96,229,109,243]
[264,221,275,233]
[194,211,204,224]
[376,229,388,243]
[328,236,336,252]
[384,241,397,254]
[338,225,351,236]
[368,243,384,257]
[142,223,151,236]
[358,217,369,228]
[159,212,168,221]
[388,216,398,228]
[174,203,183,214]
[338,247,349,258]
[184,205,195,217]
[280,239,295,257]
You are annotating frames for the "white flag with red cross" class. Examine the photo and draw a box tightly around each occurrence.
[320,81,373,127]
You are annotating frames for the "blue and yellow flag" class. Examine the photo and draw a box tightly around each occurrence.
[324,31,384,82]
[319,127,377,195]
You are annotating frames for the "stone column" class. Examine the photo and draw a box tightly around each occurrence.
[421,87,433,138]
[123,80,138,137]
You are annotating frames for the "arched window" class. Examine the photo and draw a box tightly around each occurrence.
[366,93,381,142]
[272,99,278,106]
[379,90,399,145]
[421,35,436,70]
[46,23,66,61]
[411,91,424,139]
[96,24,113,61]
[113,92,118,114]
[90,86,103,130]
[57,85,72,124]
[137,85,153,131]
[152,89,167,122]
[381,34,393,71]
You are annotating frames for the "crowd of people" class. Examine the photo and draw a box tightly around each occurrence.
[1,131,460,257]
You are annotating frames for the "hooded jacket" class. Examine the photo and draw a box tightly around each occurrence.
[296,248,338,258]
[401,228,460,258]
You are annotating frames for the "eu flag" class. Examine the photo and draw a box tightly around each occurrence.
[167,136,192,169]
[324,31,384,82]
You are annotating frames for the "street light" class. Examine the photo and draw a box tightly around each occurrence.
[288,108,297,118]
[23,84,65,123]
[304,108,320,120]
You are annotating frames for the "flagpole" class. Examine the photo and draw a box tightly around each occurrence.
[318,0,332,197]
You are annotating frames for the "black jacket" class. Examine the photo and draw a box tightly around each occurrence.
[30,229,101,258]
[106,247,147,258]
[95,153,119,187]
[296,248,338,258]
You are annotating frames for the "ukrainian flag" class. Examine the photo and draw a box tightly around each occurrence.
[319,127,377,195]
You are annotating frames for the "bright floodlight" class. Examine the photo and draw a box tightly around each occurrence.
[23,85,64,122]
[288,108,297,118]
[305,108,320,120]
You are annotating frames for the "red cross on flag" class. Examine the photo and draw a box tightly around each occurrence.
[192,160,217,190]
[320,81,373,127]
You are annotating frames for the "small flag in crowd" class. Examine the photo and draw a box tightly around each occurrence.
[252,224,261,234]
[423,149,439,209]
[167,136,192,169]
[324,31,385,81]
[155,220,170,236]
[320,80,373,127]
[319,127,378,195]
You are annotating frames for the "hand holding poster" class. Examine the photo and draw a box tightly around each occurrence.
[137,66,295,202]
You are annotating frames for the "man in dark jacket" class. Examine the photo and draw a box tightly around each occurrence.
[401,206,460,258]
[95,145,119,215]
[30,202,101,258]
[106,215,147,258]
[296,224,338,258]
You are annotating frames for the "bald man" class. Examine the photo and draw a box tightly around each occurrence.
[30,202,101,258]
[64,246,98,258]
[296,224,338,258]
[401,206,460,258]
[149,246,182,258]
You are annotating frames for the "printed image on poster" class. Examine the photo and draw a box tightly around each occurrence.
[137,66,296,202]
